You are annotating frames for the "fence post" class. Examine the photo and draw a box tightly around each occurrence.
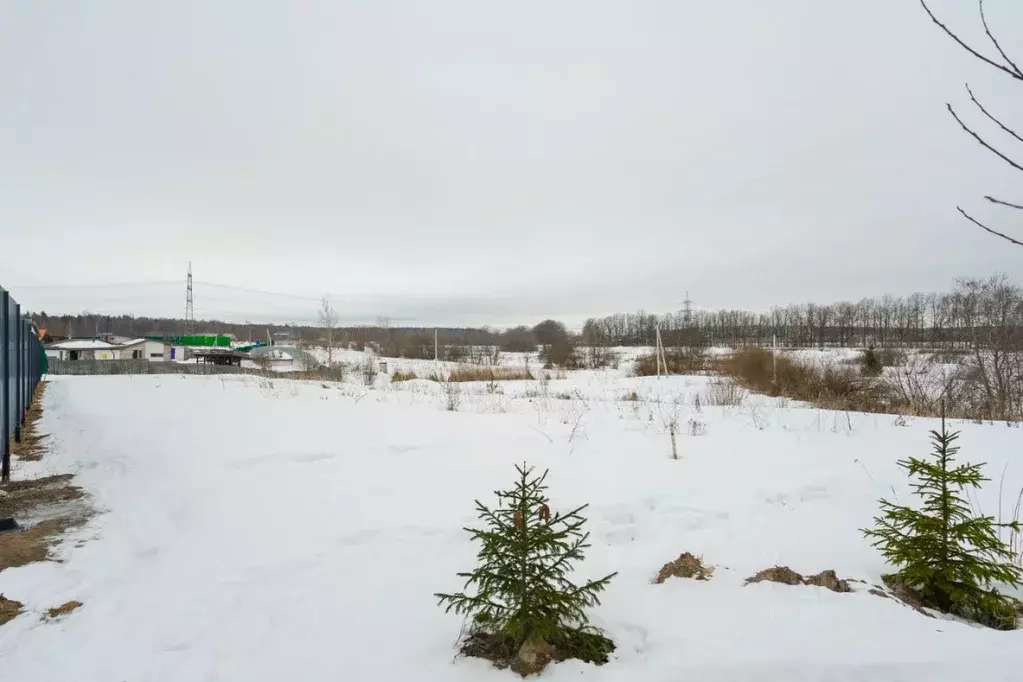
[1,290,9,482]
[13,302,21,443]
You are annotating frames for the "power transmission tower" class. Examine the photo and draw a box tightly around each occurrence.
[681,290,694,349]
[185,262,195,334]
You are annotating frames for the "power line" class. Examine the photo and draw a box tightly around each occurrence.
[10,281,180,290]
[14,278,330,303]
[193,281,323,302]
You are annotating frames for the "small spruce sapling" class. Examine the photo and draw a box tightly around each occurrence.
[862,415,1023,628]
[861,345,883,377]
[436,463,616,672]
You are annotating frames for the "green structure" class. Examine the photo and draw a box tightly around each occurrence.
[146,334,232,348]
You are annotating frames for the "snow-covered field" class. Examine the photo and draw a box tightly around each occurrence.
[2,371,1023,681]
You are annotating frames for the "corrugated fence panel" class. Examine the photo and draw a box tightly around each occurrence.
[1,285,45,482]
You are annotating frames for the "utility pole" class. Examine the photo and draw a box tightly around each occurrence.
[185,262,195,334]
[434,329,438,362]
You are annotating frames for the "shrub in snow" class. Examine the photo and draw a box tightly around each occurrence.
[862,416,1023,629]
[435,463,616,676]
[861,346,883,377]
[443,382,461,411]
[361,358,378,385]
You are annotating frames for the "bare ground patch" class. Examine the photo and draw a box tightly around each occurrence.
[9,382,48,462]
[0,516,87,570]
[0,474,91,571]
[0,474,84,520]
[46,600,83,619]
[654,552,715,583]
[0,594,23,626]
[1,386,94,625]
[459,629,615,677]
[745,566,851,593]
[857,576,934,619]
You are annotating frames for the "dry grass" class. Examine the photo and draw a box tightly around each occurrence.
[391,369,418,383]
[687,418,707,436]
[0,474,84,520]
[0,385,93,579]
[447,365,535,383]
[0,595,23,627]
[654,552,714,583]
[703,378,745,406]
[46,600,83,619]
[10,382,48,462]
[288,367,346,383]
[633,348,708,377]
[723,347,896,414]
[443,382,462,411]
[0,517,82,570]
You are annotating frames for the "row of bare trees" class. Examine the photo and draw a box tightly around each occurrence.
[582,276,1023,351]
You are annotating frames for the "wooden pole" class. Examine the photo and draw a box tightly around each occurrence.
[772,333,778,389]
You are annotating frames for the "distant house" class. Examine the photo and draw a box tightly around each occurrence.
[45,338,171,362]
[45,339,119,361]
[117,338,171,361]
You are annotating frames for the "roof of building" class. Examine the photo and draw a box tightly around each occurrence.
[46,339,117,351]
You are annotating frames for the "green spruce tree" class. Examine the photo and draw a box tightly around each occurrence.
[863,416,1023,628]
[436,463,616,671]
[861,345,883,377]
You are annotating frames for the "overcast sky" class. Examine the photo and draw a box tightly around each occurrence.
[1,0,1021,327]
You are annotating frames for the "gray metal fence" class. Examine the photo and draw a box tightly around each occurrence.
[47,359,262,376]
[1,285,45,482]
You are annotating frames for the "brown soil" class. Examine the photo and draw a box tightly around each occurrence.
[873,575,934,618]
[0,474,83,519]
[46,600,83,619]
[0,517,83,570]
[0,595,22,626]
[655,552,714,583]
[0,383,94,631]
[459,629,615,677]
[745,566,850,593]
[805,569,851,593]
[9,382,48,462]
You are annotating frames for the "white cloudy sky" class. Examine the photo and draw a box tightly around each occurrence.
[1,0,1021,326]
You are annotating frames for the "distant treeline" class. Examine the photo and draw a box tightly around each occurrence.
[29,275,1023,353]
[581,275,1023,350]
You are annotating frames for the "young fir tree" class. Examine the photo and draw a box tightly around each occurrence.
[862,416,1023,628]
[861,345,883,377]
[436,463,616,668]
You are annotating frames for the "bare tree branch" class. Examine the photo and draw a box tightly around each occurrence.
[978,0,1023,78]
[966,84,1023,148]
[947,102,1023,174]
[958,206,1023,247]
[920,0,1023,81]
[984,195,1023,211]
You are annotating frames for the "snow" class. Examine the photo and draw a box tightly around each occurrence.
[2,371,1023,681]
[45,339,116,350]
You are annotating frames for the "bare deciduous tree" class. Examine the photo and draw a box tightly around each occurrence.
[920,0,1023,246]
[319,296,338,365]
